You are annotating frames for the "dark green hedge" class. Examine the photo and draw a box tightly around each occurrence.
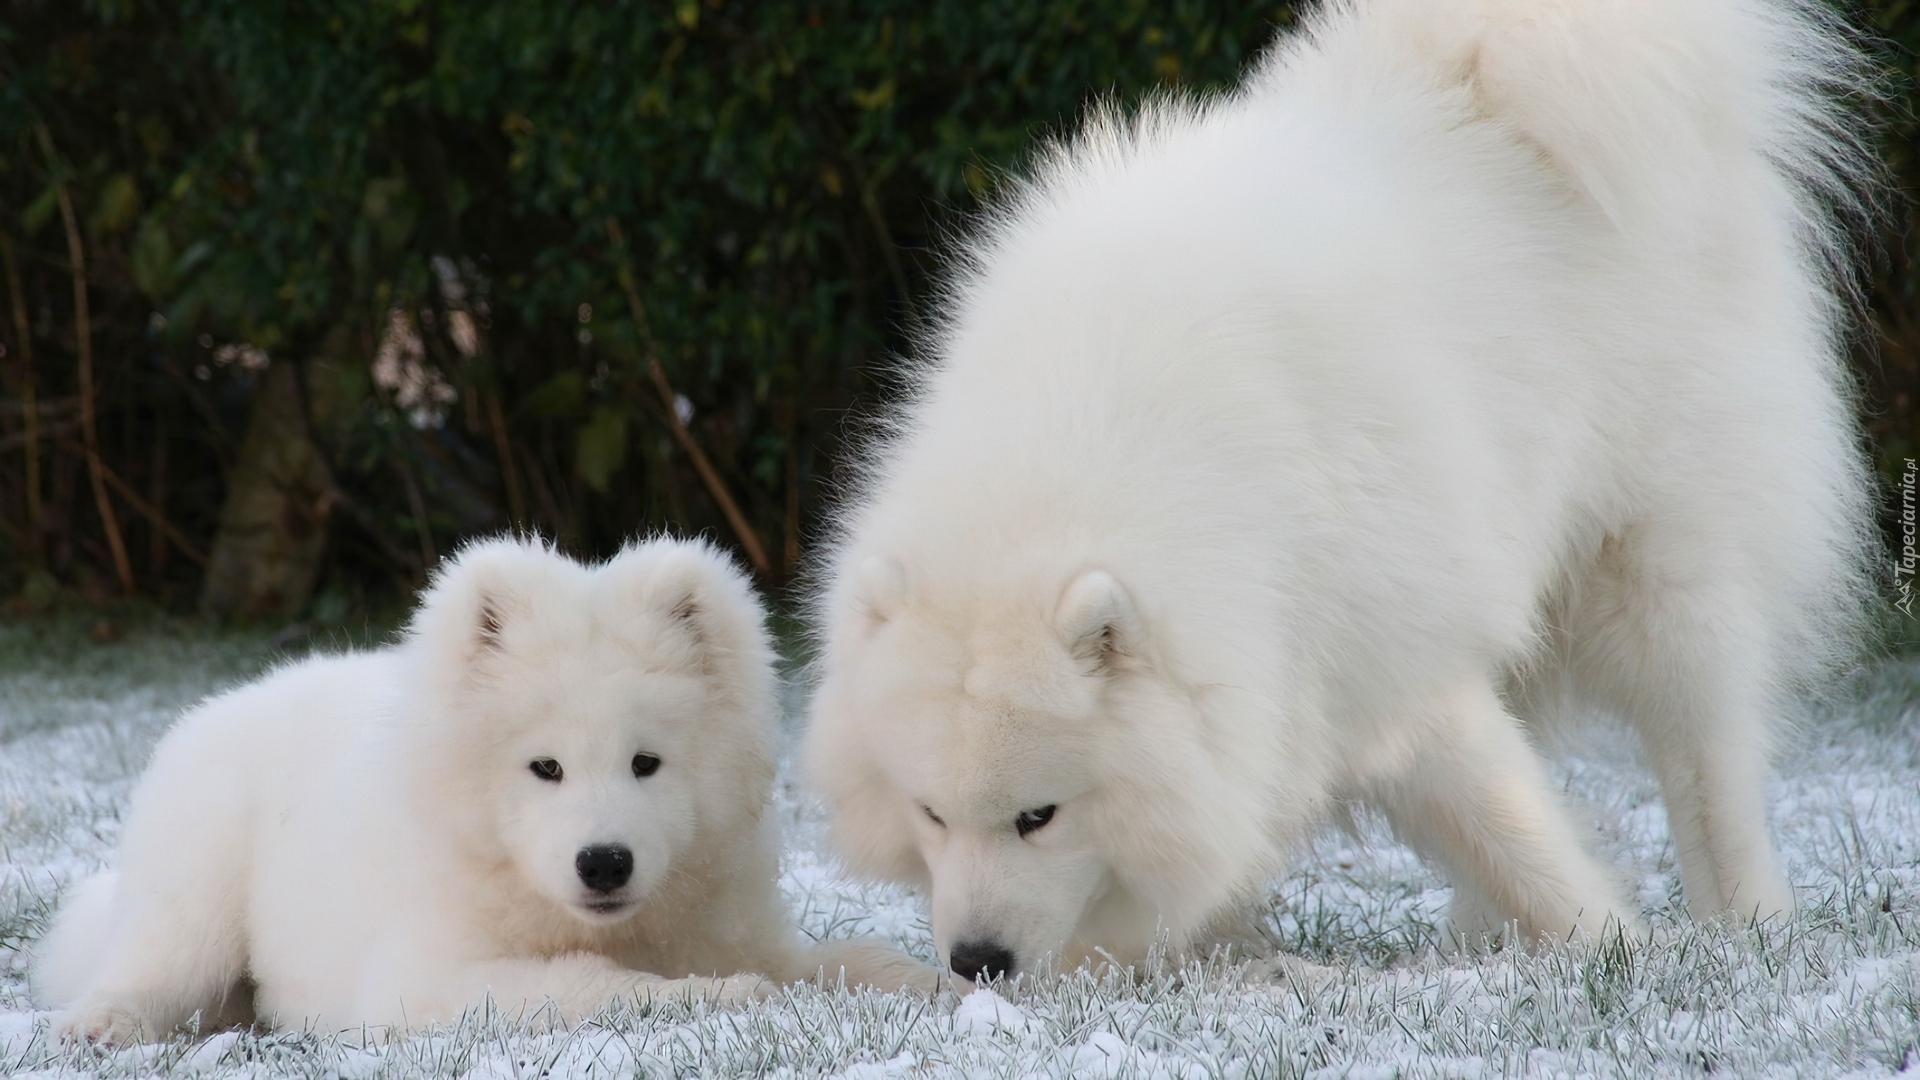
[0,0,1916,617]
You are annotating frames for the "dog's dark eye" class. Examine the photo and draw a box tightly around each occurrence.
[1015,805,1056,837]
[529,758,563,782]
[632,753,662,778]
[922,805,945,827]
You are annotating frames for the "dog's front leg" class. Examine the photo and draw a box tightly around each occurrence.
[1364,680,1637,950]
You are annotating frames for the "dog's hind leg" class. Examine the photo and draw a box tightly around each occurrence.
[1630,701,1791,923]
[1563,532,1796,923]
[50,715,256,1042]
[1367,680,1635,949]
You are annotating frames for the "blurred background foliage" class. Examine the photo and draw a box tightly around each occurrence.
[0,0,1916,625]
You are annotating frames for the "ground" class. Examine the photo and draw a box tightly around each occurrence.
[0,613,1916,1079]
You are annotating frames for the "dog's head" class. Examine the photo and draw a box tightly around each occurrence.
[407,536,776,926]
[806,555,1252,982]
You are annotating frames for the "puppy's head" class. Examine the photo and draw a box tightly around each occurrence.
[806,555,1243,982]
[407,536,776,926]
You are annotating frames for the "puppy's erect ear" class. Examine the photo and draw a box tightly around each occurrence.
[1055,570,1139,671]
[608,540,776,687]
[850,555,905,624]
[408,535,553,682]
[637,552,715,656]
[475,595,506,652]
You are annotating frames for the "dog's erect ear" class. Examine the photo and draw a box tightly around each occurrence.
[475,594,506,652]
[1055,570,1139,671]
[640,552,714,650]
[851,555,905,625]
[409,536,552,679]
[608,540,774,683]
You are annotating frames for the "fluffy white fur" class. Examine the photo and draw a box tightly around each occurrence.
[804,0,1879,981]
[36,537,935,1042]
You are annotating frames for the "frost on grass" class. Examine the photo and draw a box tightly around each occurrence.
[1,617,1917,1078]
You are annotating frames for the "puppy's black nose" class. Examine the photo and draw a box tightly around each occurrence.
[575,844,633,893]
[949,939,1015,984]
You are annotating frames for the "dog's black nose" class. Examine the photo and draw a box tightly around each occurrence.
[948,939,1015,984]
[575,844,634,893]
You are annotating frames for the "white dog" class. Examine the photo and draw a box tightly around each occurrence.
[36,537,935,1041]
[805,0,1878,983]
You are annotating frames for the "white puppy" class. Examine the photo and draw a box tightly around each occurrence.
[36,537,935,1041]
[805,0,1879,983]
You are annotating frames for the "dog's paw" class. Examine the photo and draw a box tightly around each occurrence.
[1436,914,1510,956]
[803,940,949,995]
[692,974,773,1005]
[895,962,951,996]
[56,1000,152,1046]
[1242,954,1337,988]
[839,958,950,996]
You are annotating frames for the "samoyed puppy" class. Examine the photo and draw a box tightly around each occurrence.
[36,537,936,1042]
[805,0,1880,983]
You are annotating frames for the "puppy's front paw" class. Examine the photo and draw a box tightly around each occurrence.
[894,962,949,996]
[705,974,774,1005]
[804,939,949,995]
[57,999,153,1045]
[1242,954,1336,988]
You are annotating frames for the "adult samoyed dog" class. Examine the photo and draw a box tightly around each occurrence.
[36,537,935,1041]
[805,0,1880,983]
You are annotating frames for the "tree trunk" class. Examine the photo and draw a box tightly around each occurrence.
[199,360,335,619]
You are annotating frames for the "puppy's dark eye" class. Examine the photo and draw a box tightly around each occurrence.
[922,805,945,827]
[529,758,563,782]
[632,753,662,778]
[1015,805,1056,837]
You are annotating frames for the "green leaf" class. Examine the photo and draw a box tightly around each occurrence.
[22,185,57,236]
[131,217,175,297]
[90,173,142,235]
[575,406,628,492]
[850,79,896,111]
[526,371,586,418]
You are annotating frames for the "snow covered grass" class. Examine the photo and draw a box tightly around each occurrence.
[1,613,1917,1078]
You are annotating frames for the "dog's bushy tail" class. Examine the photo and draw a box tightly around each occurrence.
[1285,0,1883,289]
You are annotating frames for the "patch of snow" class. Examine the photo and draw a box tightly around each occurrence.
[953,987,1035,1037]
